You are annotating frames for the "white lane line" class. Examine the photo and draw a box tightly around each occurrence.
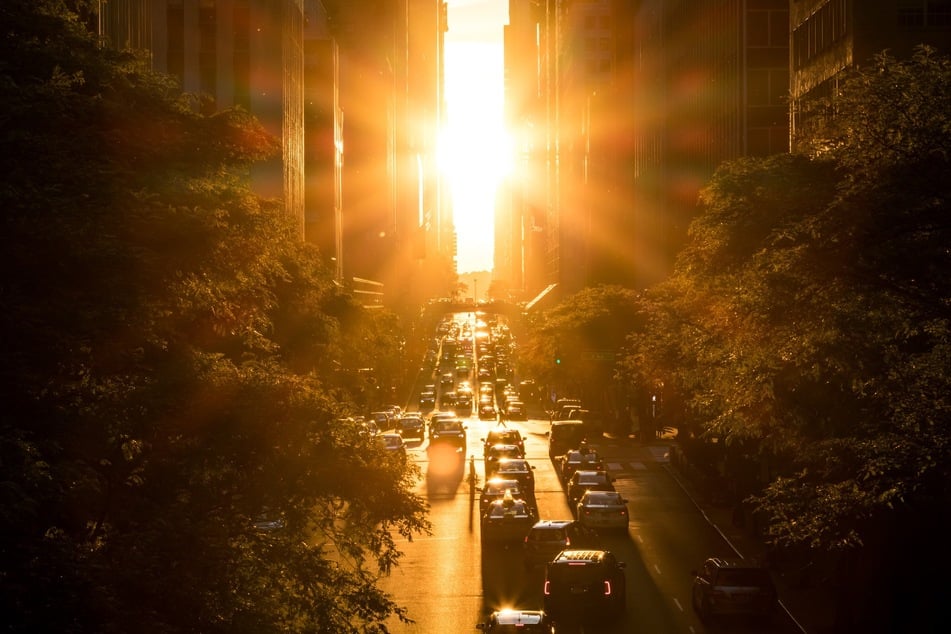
[673,597,684,612]
[654,563,662,575]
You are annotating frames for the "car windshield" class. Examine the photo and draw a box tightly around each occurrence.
[530,529,567,542]
[716,568,772,587]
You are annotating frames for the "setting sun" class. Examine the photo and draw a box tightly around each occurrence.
[444,0,509,275]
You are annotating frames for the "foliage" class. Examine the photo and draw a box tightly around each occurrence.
[520,285,643,403]
[622,46,951,552]
[0,2,429,632]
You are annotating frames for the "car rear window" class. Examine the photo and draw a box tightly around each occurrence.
[547,563,602,584]
[529,528,566,542]
[716,568,772,587]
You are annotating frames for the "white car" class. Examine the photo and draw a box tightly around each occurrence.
[576,490,629,532]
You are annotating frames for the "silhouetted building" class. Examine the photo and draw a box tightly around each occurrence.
[790,0,951,149]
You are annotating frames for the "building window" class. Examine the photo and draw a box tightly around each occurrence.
[233,2,250,109]
[166,0,184,81]
[199,0,217,113]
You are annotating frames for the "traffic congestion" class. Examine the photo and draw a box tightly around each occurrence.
[365,311,790,633]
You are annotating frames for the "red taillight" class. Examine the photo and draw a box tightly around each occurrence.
[543,581,551,595]
[604,580,612,595]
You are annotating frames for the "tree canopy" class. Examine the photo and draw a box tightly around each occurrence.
[1,2,428,631]
[622,46,951,554]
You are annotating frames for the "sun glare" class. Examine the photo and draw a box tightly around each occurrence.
[444,22,508,274]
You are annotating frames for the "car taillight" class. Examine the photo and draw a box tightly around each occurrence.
[543,581,550,595]
[603,581,612,595]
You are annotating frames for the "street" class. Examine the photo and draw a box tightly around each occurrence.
[378,415,802,633]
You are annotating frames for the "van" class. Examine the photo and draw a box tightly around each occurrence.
[547,420,586,457]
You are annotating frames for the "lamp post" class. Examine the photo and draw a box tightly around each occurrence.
[473,278,478,303]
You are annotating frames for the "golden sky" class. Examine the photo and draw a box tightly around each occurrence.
[444,0,508,275]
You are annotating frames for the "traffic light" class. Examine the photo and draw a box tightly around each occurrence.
[554,348,561,365]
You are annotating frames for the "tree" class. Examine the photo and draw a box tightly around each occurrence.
[0,2,429,631]
[622,46,951,630]
[520,285,643,413]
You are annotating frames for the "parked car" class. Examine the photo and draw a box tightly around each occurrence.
[481,493,536,544]
[691,557,778,621]
[576,490,628,532]
[547,420,586,457]
[377,432,406,458]
[543,549,626,622]
[396,415,425,440]
[566,470,615,509]
[476,609,554,633]
[523,520,600,569]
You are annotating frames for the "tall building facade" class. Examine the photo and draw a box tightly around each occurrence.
[612,0,790,288]
[790,0,951,148]
[100,0,308,238]
[99,0,454,308]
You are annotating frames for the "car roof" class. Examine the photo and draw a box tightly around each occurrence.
[573,470,609,479]
[490,609,546,625]
[530,519,575,530]
[580,490,622,502]
[552,549,610,563]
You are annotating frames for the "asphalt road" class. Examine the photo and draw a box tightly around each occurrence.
[377,415,803,633]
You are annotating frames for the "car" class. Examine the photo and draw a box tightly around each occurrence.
[440,372,454,386]
[430,410,456,423]
[494,457,536,495]
[428,417,467,449]
[396,415,425,440]
[543,549,626,622]
[691,557,778,621]
[484,443,524,476]
[377,432,406,457]
[479,477,523,514]
[576,490,628,532]
[558,448,603,482]
[547,420,586,457]
[479,402,498,419]
[504,400,526,420]
[482,428,526,458]
[481,493,536,543]
[476,609,554,633]
[370,410,393,430]
[566,470,615,509]
[523,520,601,569]
[418,390,436,410]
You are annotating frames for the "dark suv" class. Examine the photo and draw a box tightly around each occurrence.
[523,520,600,569]
[691,557,777,621]
[543,549,626,622]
